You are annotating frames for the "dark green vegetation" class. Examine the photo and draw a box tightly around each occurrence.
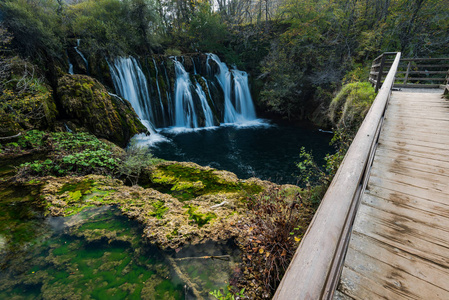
[0,130,159,182]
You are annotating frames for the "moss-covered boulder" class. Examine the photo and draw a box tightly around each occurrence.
[57,74,147,147]
[0,57,58,135]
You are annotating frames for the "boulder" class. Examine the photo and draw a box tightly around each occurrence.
[57,74,147,147]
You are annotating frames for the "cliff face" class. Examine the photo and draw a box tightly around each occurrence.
[57,74,147,147]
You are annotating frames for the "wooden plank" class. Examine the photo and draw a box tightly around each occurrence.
[339,266,410,300]
[343,245,449,299]
[344,233,449,296]
[379,137,449,155]
[411,64,449,68]
[381,130,449,144]
[368,175,449,206]
[374,149,449,178]
[382,121,449,136]
[369,168,449,198]
[352,208,449,267]
[361,193,449,234]
[394,84,442,88]
[386,58,449,62]
[357,201,449,247]
[366,185,449,218]
[337,69,449,299]
[402,77,447,81]
[396,71,447,74]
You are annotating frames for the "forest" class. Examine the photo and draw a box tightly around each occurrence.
[0,0,448,299]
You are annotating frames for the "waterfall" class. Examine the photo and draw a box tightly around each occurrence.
[108,54,257,134]
[108,57,156,133]
[207,53,256,123]
[68,63,74,75]
[207,54,236,123]
[195,81,214,127]
[232,69,256,120]
[173,61,198,128]
[74,39,88,72]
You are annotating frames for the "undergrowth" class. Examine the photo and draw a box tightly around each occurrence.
[2,130,160,182]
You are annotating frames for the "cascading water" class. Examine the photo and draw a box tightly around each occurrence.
[108,57,155,132]
[194,81,215,127]
[74,39,88,72]
[173,61,199,128]
[207,54,236,123]
[231,69,256,121]
[207,53,257,123]
[108,54,257,134]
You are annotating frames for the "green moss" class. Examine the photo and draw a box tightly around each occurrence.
[149,200,169,219]
[328,82,376,131]
[148,163,261,201]
[185,205,216,227]
[59,179,95,195]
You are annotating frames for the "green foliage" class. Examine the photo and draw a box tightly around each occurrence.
[328,82,376,133]
[210,288,245,300]
[117,142,163,185]
[0,0,63,58]
[0,57,57,134]
[187,1,228,53]
[12,131,119,177]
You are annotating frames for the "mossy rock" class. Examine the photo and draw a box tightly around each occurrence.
[0,109,22,137]
[57,74,147,147]
[146,161,262,201]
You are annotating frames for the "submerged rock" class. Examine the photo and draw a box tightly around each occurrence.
[56,74,148,147]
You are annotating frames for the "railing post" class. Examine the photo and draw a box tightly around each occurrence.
[375,54,386,92]
[403,61,411,84]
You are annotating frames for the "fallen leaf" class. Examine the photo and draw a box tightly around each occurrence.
[259,248,264,254]
[294,236,301,242]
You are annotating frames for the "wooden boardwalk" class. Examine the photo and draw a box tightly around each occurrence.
[335,89,449,299]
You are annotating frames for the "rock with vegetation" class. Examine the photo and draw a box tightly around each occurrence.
[328,82,376,133]
[0,57,57,137]
[57,74,147,147]
[38,161,269,249]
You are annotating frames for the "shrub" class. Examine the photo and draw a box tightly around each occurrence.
[328,82,376,134]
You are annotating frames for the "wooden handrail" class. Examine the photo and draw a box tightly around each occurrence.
[273,52,402,300]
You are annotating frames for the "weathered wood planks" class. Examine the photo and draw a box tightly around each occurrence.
[336,90,449,299]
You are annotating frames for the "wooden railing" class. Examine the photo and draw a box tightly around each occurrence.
[273,52,402,300]
[370,55,449,92]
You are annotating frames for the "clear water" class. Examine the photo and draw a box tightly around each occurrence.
[151,121,334,185]
[0,181,239,299]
